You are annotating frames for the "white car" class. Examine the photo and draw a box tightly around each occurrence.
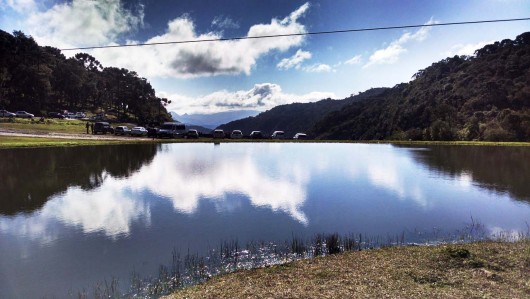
[230,130,243,139]
[293,133,308,140]
[114,126,131,135]
[130,126,148,136]
[0,110,16,117]
[213,129,225,139]
[271,131,285,139]
[15,111,34,118]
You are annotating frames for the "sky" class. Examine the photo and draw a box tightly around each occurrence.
[1,0,529,114]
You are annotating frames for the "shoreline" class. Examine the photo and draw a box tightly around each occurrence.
[1,128,529,149]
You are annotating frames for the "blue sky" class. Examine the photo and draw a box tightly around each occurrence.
[1,0,529,114]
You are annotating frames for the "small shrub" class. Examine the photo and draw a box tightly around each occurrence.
[326,233,341,255]
[444,247,470,259]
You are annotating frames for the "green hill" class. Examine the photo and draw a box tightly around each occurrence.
[312,32,530,141]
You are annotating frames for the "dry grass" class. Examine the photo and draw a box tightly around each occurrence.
[166,241,530,299]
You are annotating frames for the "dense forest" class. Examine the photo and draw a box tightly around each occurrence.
[0,30,172,123]
[222,32,530,141]
[312,32,530,141]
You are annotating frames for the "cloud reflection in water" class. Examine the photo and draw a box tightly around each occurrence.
[1,144,498,242]
[127,145,309,225]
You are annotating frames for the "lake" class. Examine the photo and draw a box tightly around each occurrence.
[1,143,529,298]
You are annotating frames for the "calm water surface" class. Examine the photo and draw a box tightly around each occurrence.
[1,143,529,298]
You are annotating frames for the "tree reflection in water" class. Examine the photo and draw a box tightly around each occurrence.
[0,144,159,215]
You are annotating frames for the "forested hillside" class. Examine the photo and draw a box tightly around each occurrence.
[0,30,171,123]
[312,32,530,141]
[219,88,387,137]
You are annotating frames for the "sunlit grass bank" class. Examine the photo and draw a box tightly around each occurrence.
[82,224,528,298]
[0,136,145,148]
[0,117,88,134]
[166,240,530,299]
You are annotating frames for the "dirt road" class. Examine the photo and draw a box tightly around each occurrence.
[0,127,151,141]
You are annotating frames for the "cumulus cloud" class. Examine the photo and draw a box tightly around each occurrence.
[445,41,494,57]
[89,2,310,78]
[304,63,332,73]
[364,18,436,68]
[24,0,143,49]
[11,0,309,78]
[162,83,336,114]
[344,54,362,65]
[277,49,312,70]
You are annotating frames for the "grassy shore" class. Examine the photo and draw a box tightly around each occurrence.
[166,240,530,299]
[1,119,529,148]
[0,117,88,134]
[0,136,139,148]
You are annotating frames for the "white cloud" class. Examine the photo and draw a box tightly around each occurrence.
[12,1,310,78]
[344,55,362,65]
[304,63,332,73]
[2,0,37,13]
[89,2,310,78]
[162,82,336,114]
[24,0,143,48]
[364,44,407,67]
[364,18,436,68]
[212,15,239,29]
[277,49,312,70]
[445,41,494,57]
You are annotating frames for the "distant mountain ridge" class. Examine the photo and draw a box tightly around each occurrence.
[220,32,530,141]
[218,88,387,137]
[170,110,259,129]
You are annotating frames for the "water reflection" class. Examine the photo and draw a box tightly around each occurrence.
[1,143,529,298]
[405,145,530,202]
[126,145,309,224]
[356,145,428,207]
[0,145,158,215]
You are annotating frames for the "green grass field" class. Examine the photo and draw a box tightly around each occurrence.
[167,240,530,299]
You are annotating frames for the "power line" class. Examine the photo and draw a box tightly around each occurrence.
[60,17,530,51]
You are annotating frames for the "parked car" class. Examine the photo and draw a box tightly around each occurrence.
[293,133,307,140]
[48,112,64,118]
[250,131,264,139]
[271,131,285,139]
[147,127,158,138]
[187,129,199,139]
[130,126,148,137]
[93,122,114,134]
[213,129,225,139]
[114,126,131,135]
[65,112,76,119]
[0,110,15,117]
[75,112,86,119]
[230,130,243,139]
[158,122,186,138]
[15,111,34,118]
[48,112,65,119]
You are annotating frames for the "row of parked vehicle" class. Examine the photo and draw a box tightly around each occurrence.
[49,112,87,119]
[92,121,308,140]
[212,129,308,140]
[0,109,88,119]
[0,110,35,118]
[92,122,150,137]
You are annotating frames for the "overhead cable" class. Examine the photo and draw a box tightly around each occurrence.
[60,17,530,51]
